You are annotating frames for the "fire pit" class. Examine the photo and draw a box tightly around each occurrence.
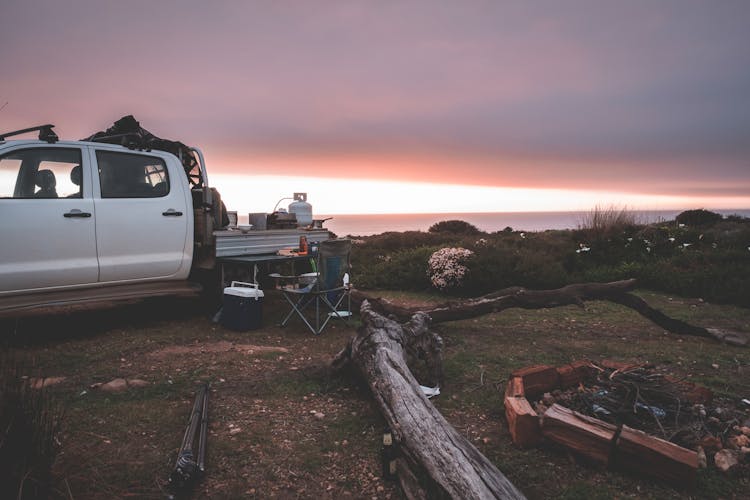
[504,360,750,487]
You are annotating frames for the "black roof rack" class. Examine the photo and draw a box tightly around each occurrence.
[0,124,58,143]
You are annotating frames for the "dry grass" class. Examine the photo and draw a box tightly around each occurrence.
[577,204,640,237]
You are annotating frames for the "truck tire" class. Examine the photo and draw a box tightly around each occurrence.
[210,187,230,229]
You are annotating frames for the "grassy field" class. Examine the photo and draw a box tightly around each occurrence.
[2,287,749,499]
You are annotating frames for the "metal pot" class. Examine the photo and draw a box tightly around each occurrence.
[312,217,333,229]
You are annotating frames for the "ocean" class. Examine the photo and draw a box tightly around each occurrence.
[315,209,750,237]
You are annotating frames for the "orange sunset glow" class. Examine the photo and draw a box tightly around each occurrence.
[2,1,749,217]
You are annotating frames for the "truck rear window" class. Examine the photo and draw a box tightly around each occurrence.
[96,150,169,198]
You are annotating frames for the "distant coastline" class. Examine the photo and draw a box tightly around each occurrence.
[313,209,750,236]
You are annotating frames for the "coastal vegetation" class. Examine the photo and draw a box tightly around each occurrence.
[351,209,750,307]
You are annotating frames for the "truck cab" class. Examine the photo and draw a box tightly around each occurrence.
[0,138,194,296]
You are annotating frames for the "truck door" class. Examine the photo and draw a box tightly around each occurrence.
[0,146,98,292]
[92,149,191,282]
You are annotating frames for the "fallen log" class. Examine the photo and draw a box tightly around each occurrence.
[350,279,747,347]
[334,301,526,499]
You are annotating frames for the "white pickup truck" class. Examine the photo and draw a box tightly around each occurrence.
[0,119,329,317]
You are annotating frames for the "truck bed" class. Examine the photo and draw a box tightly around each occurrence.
[214,228,331,258]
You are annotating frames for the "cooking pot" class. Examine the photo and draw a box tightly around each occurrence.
[312,217,333,229]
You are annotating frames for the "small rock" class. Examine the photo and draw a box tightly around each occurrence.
[314,412,325,419]
[229,427,242,435]
[29,376,66,389]
[697,447,707,468]
[127,379,149,388]
[728,434,750,449]
[700,435,723,453]
[100,378,128,393]
[714,449,739,472]
[711,363,719,369]
[691,404,706,418]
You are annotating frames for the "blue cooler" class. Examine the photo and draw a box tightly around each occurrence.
[221,281,264,331]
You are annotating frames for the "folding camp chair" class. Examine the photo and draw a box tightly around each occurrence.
[279,238,352,335]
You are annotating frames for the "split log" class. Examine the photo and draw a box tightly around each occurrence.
[350,279,748,347]
[540,404,617,466]
[333,300,525,500]
[614,425,697,488]
[504,396,541,448]
[509,365,559,398]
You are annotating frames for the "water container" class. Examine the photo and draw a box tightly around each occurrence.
[288,192,313,227]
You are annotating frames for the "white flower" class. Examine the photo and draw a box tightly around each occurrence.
[668,237,675,243]
[427,247,474,290]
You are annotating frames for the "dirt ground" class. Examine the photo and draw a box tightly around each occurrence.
[3,288,750,499]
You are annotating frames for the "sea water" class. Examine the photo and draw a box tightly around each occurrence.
[316,210,750,237]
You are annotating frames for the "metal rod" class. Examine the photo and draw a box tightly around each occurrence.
[198,383,209,473]
[168,384,209,494]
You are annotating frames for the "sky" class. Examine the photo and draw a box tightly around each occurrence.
[2,0,749,214]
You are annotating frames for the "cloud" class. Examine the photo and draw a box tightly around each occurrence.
[2,0,749,202]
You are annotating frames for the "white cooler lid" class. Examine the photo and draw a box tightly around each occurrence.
[224,281,264,298]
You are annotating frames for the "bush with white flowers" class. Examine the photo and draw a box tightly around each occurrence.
[427,247,474,291]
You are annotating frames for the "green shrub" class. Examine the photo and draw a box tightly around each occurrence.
[354,246,437,290]
[351,217,750,307]
[676,209,723,226]
[428,220,481,234]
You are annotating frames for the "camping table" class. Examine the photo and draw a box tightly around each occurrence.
[217,253,314,288]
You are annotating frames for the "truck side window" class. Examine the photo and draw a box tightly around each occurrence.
[0,148,82,198]
[96,150,169,198]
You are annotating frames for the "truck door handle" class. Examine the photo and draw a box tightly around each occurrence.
[162,209,183,216]
[64,209,92,218]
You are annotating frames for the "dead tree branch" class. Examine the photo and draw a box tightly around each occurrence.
[350,279,747,347]
[334,301,526,499]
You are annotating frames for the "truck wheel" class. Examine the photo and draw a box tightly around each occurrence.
[210,187,230,229]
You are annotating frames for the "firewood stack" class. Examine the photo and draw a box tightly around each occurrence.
[504,360,750,487]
